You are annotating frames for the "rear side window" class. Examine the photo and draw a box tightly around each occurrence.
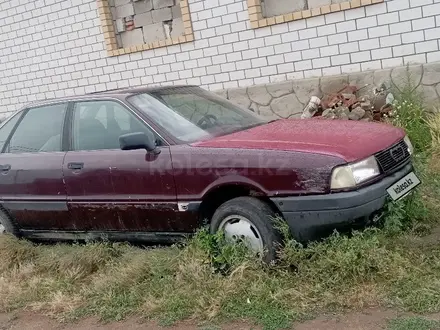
[0,113,22,152]
[5,104,67,153]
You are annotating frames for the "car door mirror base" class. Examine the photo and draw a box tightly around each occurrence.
[119,132,160,154]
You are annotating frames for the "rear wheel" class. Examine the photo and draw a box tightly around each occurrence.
[210,197,280,262]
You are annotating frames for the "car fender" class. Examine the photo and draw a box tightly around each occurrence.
[200,174,268,198]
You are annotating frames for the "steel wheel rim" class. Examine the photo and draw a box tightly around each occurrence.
[218,215,263,253]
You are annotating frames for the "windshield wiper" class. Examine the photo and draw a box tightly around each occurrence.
[219,122,267,136]
[267,119,279,124]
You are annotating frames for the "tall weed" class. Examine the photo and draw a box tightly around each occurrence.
[427,112,440,174]
[383,69,439,233]
[389,67,430,152]
[184,228,261,273]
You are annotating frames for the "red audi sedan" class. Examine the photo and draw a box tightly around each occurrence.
[0,86,418,260]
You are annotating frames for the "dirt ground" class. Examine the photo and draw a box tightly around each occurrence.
[0,308,433,330]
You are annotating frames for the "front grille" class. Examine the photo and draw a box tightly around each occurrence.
[375,139,410,173]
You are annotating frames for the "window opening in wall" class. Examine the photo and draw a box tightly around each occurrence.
[248,0,383,29]
[110,0,185,48]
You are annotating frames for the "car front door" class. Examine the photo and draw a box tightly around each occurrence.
[63,99,180,233]
[0,103,69,231]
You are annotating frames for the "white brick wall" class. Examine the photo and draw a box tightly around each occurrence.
[0,0,439,117]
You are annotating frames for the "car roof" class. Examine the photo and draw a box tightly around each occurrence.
[21,85,198,109]
[94,85,198,95]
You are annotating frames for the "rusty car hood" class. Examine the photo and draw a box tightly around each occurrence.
[192,119,406,162]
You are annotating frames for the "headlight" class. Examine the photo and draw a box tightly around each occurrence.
[403,135,414,155]
[331,156,381,190]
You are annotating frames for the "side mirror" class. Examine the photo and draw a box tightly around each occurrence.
[119,131,160,154]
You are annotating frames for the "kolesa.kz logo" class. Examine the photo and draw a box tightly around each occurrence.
[393,177,414,194]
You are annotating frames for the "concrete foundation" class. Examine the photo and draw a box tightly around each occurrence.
[219,63,440,119]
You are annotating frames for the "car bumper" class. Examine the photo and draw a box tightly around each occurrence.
[270,163,413,242]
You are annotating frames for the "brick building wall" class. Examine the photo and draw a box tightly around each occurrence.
[0,0,439,118]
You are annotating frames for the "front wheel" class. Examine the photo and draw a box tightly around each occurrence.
[210,197,280,262]
[0,207,19,237]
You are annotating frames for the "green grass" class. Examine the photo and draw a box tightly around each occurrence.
[0,80,439,330]
[389,65,433,153]
[388,317,440,330]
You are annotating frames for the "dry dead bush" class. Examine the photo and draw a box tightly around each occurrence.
[427,111,440,173]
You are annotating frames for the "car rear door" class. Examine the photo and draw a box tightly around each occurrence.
[63,99,180,232]
[0,103,69,230]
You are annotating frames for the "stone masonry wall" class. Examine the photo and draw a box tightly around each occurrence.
[0,0,439,118]
[110,0,185,48]
[220,62,440,119]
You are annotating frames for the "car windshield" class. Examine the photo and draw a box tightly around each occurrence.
[128,86,268,143]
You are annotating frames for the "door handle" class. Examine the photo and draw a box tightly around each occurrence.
[68,162,84,170]
[0,164,11,172]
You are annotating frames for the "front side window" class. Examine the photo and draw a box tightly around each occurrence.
[0,113,22,152]
[72,100,159,151]
[128,86,268,143]
[5,104,66,153]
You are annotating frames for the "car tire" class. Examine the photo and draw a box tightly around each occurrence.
[0,206,19,237]
[210,196,280,262]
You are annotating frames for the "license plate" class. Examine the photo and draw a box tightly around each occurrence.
[386,172,421,201]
